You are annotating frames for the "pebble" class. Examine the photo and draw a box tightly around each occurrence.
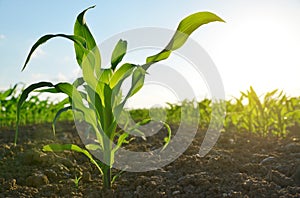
[285,143,300,153]
[26,173,49,188]
[23,149,54,165]
[260,156,276,165]
[172,190,180,195]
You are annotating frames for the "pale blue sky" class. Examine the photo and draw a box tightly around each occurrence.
[1,0,300,106]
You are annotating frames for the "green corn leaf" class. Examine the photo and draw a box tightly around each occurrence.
[100,69,113,85]
[35,88,58,93]
[111,39,127,71]
[111,170,126,184]
[52,106,72,136]
[264,89,278,101]
[81,52,102,96]
[0,84,17,100]
[102,84,115,135]
[73,77,85,88]
[159,121,171,151]
[43,144,103,175]
[15,81,54,145]
[85,143,102,151]
[84,84,105,128]
[55,83,96,125]
[74,5,101,77]
[22,34,87,71]
[110,63,136,88]
[249,86,264,114]
[127,66,146,98]
[111,132,129,153]
[54,82,104,148]
[113,66,147,117]
[145,12,224,67]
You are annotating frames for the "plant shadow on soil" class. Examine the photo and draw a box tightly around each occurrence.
[0,121,299,197]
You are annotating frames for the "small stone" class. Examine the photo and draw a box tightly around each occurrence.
[260,156,276,165]
[26,173,49,188]
[23,149,53,165]
[150,180,157,186]
[172,190,180,195]
[285,143,300,153]
[229,138,235,144]
[23,150,40,165]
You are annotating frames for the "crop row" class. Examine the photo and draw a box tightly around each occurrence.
[1,84,299,137]
[130,86,300,137]
[0,84,72,127]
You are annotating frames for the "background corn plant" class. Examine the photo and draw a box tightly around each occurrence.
[224,86,300,137]
[0,83,71,127]
[15,6,224,189]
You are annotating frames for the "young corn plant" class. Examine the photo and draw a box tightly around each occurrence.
[15,6,224,189]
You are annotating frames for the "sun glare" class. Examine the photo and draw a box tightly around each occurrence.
[206,8,300,97]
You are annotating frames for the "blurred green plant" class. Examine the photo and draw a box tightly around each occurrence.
[224,86,300,137]
[0,83,71,127]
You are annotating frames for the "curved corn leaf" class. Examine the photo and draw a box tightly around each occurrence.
[0,84,17,100]
[126,66,146,98]
[52,106,72,136]
[73,77,85,88]
[160,121,171,151]
[35,88,58,93]
[74,5,101,77]
[100,69,113,85]
[111,170,126,184]
[55,83,105,149]
[110,63,136,88]
[111,39,127,71]
[22,34,87,71]
[114,133,129,152]
[123,118,171,151]
[85,143,102,151]
[55,83,98,129]
[145,12,224,67]
[81,52,98,88]
[15,81,54,145]
[43,143,103,175]
[113,66,146,118]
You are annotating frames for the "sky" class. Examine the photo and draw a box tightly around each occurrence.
[1,0,300,108]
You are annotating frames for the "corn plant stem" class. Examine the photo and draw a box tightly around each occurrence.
[102,141,112,189]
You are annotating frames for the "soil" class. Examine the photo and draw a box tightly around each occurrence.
[0,121,299,197]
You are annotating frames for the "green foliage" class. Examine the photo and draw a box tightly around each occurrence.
[130,87,300,137]
[0,83,71,127]
[73,175,82,189]
[224,86,300,137]
[14,6,223,189]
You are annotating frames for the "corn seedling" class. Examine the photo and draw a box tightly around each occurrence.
[15,6,224,189]
[73,175,82,189]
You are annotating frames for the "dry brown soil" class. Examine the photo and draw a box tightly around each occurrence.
[0,121,299,197]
